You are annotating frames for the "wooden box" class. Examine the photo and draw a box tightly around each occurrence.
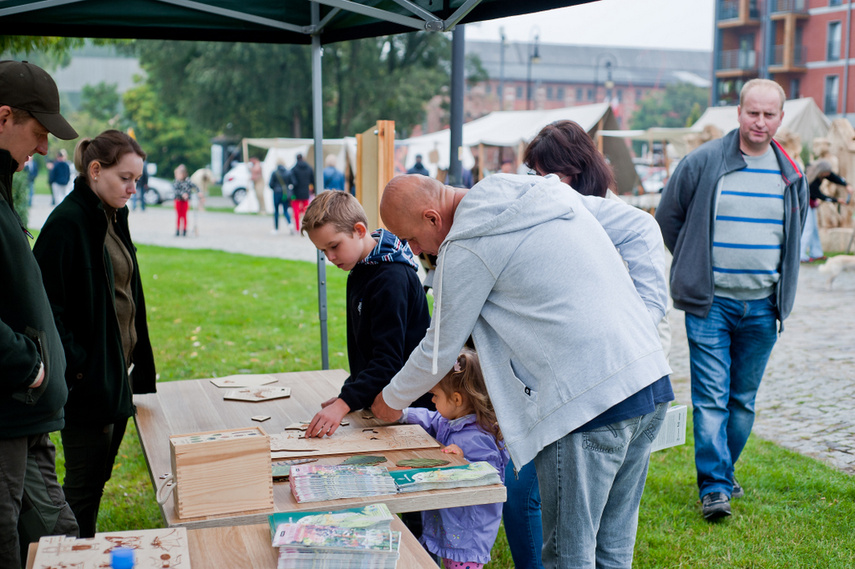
[169,427,273,519]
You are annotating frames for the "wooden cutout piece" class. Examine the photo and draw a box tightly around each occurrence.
[210,374,279,388]
[252,415,271,422]
[223,386,291,402]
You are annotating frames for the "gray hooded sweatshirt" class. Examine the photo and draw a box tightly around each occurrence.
[382,174,671,468]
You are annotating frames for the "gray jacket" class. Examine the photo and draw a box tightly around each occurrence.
[383,174,670,468]
[655,129,807,321]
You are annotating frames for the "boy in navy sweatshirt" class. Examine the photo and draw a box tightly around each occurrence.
[301,190,433,439]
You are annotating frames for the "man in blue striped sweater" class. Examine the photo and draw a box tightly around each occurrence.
[656,79,807,521]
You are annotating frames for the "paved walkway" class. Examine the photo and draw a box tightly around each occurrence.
[29,195,855,475]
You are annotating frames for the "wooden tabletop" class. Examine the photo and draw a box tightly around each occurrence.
[134,369,505,529]
[27,517,437,569]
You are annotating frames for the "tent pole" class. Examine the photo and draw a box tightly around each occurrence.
[312,2,330,370]
[448,24,465,186]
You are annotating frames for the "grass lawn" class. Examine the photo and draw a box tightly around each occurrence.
[46,244,854,568]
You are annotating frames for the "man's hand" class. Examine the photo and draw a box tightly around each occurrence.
[29,362,44,389]
[306,398,350,438]
[370,392,403,423]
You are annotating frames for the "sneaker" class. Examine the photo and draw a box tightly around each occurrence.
[732,476,744,499]
[701,492,731,520]
[270,229,279,235]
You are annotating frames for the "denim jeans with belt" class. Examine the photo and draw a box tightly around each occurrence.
[686,295,778,499]
[534,401,668,569]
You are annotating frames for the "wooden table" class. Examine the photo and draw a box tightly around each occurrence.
[134,369,505,529]
[27,517,437,569]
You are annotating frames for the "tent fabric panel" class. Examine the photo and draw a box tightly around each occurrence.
[0,0,596,45]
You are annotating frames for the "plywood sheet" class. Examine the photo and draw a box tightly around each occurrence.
[269,424,439,459]
[210,374,279,388]
[31,528,190,569]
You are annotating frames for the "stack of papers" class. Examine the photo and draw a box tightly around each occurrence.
[289,464,397,503]
[270,504,400,569]
[390,461,502,493]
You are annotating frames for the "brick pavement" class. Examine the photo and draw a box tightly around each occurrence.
[667,262,855,475]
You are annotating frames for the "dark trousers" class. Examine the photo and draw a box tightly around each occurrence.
[272,192,292,230]
[61,420,127,538]
[0,433,78,569]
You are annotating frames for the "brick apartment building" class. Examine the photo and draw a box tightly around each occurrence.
[714,0,855,120]
[419,39,711,133]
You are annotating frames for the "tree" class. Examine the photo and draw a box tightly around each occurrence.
[630,83,710,130]
[80,82,120,122]
[122,83,210,176]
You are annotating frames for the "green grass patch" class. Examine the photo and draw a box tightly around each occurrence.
[41,245,853,568]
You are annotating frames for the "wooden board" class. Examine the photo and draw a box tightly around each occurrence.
[268,424,440,459]
[31,528,189,569]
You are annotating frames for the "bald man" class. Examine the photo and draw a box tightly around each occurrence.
[372,173,673,569]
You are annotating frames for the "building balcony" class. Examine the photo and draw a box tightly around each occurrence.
[718,0,761,27]
[769,44,807,73]
[717,49,758,77]
[771,0,808,14]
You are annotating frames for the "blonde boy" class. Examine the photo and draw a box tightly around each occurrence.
[302,191,433,438]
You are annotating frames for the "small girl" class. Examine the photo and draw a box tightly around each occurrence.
[401,348,508,569]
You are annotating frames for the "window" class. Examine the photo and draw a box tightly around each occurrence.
[557,87,565,101]
[546,86,554,100]
[485,84,492,95]
[828,21,842,61]
[830,0,842,6]
[790,78,800,99]
[516,86,523,99]
[825,75,839,114]
[617,89,623,102]
[576,87,583,101]
[587,89,594,101]
[636,89,642,100]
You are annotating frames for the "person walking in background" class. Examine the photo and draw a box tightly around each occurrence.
[407,154,430,176]
[48,148,71,205]
[33,130,157,538]
[25,156,38,205]
[0,59,79,569]
[290,153,314,232]
[322,154,345,192]
[801,160,853,262]
[173,164,197,237]
[656,78,808,521]
[131,159,148,212]
[249,156,265,215]
[401,348,508,569]
[269,158,292,235]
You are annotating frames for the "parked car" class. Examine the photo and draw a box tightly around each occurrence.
[221,162,251,205]
[143,176,175,205]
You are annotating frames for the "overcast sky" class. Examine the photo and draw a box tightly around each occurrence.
[464,0,715,51]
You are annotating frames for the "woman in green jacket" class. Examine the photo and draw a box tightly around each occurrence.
[33,130,157,537]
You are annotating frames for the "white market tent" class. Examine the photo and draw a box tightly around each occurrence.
[399,103,639,193]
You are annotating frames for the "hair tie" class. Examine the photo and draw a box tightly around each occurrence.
[453,360,462,373]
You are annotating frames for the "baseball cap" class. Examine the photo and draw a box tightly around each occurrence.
[0,60,77,140]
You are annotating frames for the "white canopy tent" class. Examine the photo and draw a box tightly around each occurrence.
[399,103,639,193]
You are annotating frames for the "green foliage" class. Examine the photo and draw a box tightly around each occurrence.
[630,82,710,130]
[0,37,129,69]
[131,33,451,140]
[80,82,121,121]
[11,170,29,227]
[122,83,210,176]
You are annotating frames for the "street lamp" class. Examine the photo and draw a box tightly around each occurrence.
[499,28,506,112]
[526,33,541,110]
[594,53,616,104]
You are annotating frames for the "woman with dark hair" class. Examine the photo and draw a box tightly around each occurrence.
[500,120,673,569]
[801,160,853,262]
[523,119,615,197]
[33,130,157,537]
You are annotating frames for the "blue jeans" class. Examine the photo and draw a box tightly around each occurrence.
[799,207,822,261]
[503,460,543,569]
[273,192,291,230]
[534,402,667,569]
[686,295,778,499]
